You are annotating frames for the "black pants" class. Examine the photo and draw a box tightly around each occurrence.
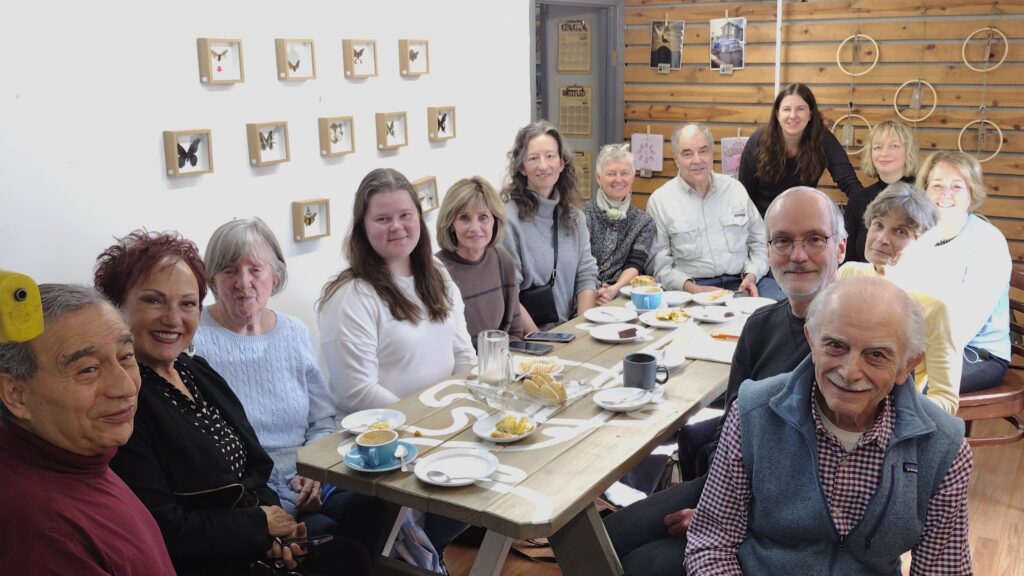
[960,346,1009,394]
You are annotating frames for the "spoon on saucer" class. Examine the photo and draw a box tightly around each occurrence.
[425,469,489,484]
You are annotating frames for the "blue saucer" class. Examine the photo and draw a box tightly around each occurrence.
[344,440,418,473]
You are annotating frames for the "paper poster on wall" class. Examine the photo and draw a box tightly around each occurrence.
[558,19,591,73]
[631,133,664,173]
[559,85,591,137]
[649,21,685,70]
[710,17,746,70]
[720,136,749,178]
[574,150,593,199]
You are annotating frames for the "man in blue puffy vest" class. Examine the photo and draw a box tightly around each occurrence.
[685,275,973,575]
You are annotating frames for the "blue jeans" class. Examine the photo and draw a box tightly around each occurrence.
[692,273,785,302]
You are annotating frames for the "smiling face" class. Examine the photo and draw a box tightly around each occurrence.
[674,126,713,193]
[7,303,141,455]
[925,162,972,231]
[596,159,635,202]
[123,259,201,371]
[520,134,564,198]
[871,132,908,183]
[364,189,421,273]
[865,212,917,268]
[212,253,276,325]
[452,198,494,260]
[777,94,812,141]
[806,289,915,432]
[766,191,846,311]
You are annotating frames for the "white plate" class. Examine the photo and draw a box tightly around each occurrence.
[639,309,692,329]
[691,290,734,305]
[687,306,740,324]
[472,413,537,443]
[512,355,564,376]
[653,345,687,372]
[584,306,638,324]
[589,323,651,343]
[725,297,777,315]
[340,408,406,434]
[415,448,500,487]
[619,285,632,297]
[593,388,653,412]
[663,291,693,307]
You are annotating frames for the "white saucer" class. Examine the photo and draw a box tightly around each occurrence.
[584,306,639,324]
[342,440,418,473]
[414,448,499,487]
[589,323,651,343]
[691,290,734,305]
[472,413,537,443]
[619,285,632,297]
[340,408,406,434]
[639,309,692,329]
[663,291,693,307]
[725,297,777,315]
[687,306,740,324]
[593,388,653,412]
[625,301,667,311]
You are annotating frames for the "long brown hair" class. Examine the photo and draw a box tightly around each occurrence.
[755,83,826,184]
[317,168,451,322]
[501,120,578,230]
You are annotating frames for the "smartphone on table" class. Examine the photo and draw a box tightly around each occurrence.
[509,340,555,355]
[524,331,575,343]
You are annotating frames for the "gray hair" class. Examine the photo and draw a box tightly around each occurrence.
[0,284,117,419]
[671,123,715,156]
[805,276,926,367]
[863,181,939,237]
[766,186,848,243]
[595,143,634,174]
[204,217,288,297]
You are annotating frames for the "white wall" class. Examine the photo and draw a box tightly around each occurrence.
[0,1,532,342]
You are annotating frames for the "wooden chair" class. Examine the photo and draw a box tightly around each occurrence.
[956,266,1024,447]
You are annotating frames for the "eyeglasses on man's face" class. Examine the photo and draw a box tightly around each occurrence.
[767,234,832,255]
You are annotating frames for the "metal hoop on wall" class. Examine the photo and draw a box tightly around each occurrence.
[893,79,937,123]
[835,33,879,77]
[961,26,1007,73]
[830,114,872,155]
[957,119,1004,163]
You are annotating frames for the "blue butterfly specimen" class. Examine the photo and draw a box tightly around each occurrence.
[177,139,199,168]
[259,131,275,151]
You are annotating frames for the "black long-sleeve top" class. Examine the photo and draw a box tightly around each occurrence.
[842,175,917,263]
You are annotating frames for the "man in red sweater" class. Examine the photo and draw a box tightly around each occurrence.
[0,284,175,575]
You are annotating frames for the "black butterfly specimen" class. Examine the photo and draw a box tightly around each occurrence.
[259,130,275,151]
[437,112,447,133]
[386,121,395,138]
[329,123,344,144]
[287,58,300,72]
[409,49,419,62]
[211,48,228,61]
[287,48,301,73]
[303,207,317,226]
[353,47,365,63]
[177,139,200,169]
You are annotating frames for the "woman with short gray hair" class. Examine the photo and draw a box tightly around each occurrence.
[583,143,655,304]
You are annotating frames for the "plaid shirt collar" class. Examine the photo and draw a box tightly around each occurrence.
[810,386,895,451]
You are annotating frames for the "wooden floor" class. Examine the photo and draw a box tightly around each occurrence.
[445,416,1024,576]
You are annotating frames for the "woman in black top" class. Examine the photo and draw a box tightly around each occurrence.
[738,83,863,216]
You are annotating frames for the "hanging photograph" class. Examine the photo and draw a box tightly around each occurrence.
[558,84,591,137]
[246,122,290,166]
[412,176,439,212]
[427,106,456,141]
[275,38,316,80]
[709,17,746,70]
[163,129,213,177]
[292,198,331,241]
[630,132,664,173]
[343,39,378,78]
[197,38,244,84]
[720,136,749,178]
[318,116,355,157]
[399,39,430,76]
[557,19,591,73]
[649,21,684,70]
[375,112,408,150]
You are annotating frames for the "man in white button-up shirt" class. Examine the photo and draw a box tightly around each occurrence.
[646,123,783,299]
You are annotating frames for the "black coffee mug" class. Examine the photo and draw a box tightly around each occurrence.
[623,353,669,390]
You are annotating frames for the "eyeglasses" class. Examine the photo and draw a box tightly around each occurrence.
[767,234,832,256]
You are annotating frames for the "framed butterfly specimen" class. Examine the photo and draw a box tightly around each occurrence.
[246,122,290,167]
[276,39,316,81]
[342,39,378,79]
[163,130,213,178]
[318,116,355,157]
[427,106,456,142]
[412,176,439,213]
[197,38,244,84]
[375,112,408,150]
[292,198,331,242]
[399,39,429,77]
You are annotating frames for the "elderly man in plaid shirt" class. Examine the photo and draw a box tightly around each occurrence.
[686,275,973,575]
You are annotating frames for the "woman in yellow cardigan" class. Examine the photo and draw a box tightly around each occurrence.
[838,180,961,413]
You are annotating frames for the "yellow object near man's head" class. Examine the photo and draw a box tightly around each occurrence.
[0,271,43,343]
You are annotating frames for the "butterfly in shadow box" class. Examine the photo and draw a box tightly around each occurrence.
[353,47,365,63]
[177,139,200,169]
[287,58,300,72]
[259,130,275,151]
[386,121,395,138]
[287,48,300,73]
[437,112,448,134]
[329,122,344,144]
[409,49,419,62]
[303,207,317,227]
[211,48,228,61]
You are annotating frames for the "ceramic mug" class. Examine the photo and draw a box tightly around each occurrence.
[631,286,663,311]
[355,429,399,468]
[623,352,669,390]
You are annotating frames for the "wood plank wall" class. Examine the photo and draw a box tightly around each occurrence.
[623,0,1024,261]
